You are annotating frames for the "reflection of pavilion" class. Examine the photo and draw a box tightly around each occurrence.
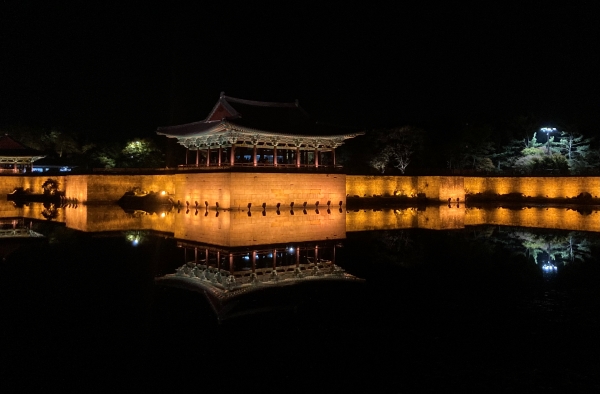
[156,240,362,320]
[157,93,362,169]
[0,218,45,260]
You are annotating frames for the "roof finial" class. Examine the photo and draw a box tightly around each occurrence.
[220,91,225,98]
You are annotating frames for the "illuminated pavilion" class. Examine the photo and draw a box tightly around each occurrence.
[0,135,45,173]
[157,93,362,169]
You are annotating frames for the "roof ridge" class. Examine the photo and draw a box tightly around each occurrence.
[222,95,298,108]
[157,120,221,130]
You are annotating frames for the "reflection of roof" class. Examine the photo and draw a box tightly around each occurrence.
[155,260,363,320]
[0,135,44,158]
[157,93,361,139]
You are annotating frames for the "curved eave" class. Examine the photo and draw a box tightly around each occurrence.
[224,121,364,141]
[156,121,227,138]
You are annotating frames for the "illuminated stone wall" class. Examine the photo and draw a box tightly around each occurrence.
[229,173,345,210]
[346,175,465,202]
[464,176,600,198]
[1,174,598,207]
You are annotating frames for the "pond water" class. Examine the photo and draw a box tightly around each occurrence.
[1,203,600,392]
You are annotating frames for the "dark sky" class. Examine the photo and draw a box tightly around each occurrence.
[2,2,599,140]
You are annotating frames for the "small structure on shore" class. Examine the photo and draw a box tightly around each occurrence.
[157,93,362,169]
[0,135,45,173]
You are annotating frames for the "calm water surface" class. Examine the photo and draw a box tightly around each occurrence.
[1,203,600,392]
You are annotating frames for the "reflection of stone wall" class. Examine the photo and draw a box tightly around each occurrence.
[464,177,600,198]
[346,206,600,232]
[172,209,346,247]
[465,206,600,232]
[346,206,465,232]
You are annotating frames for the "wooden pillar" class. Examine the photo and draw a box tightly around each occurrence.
[273,249,277,269]
[185,148,189,165]
[253,145,257,167]
[206,147,210,167]
[296,147,300,167]
[230,144,235,165]
[333,244,336,265]
[314,147,319,168]
[195,149,199,167]
[252,251,257,272]
[229,253,234,274]
[205,249,209,266]
[218,146,222,167]
[273,145,277,167]
[295,247,300,266]
[194,247,198,264]
[217,251,221,269]
[332,148,336,167]
[315,245,318,263]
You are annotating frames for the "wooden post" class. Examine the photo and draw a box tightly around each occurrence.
[273,145,277,167]
[218,146,222,167]
[332,148,336,167]
[185,148,188,165]
[206,147,210,167]
[230,144,235,165]
[253,145,257,167]
[229,253,234,274]
[194,247,198,264]
[296,147,300,167]
[314,148,319,168]
[195,149,199,167]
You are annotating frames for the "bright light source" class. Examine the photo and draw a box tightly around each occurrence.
[161,191,166,195]
[160,212,166,218]
[289,247,295,253]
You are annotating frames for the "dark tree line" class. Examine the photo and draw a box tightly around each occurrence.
[339,115,600,175]
[1,125,165,170]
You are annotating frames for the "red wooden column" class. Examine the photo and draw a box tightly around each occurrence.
[205,249,209,266]
[296,147,300,167]
[273,145,277,167]
[195,149,199,167]
[218,146,222,167]
[206,147,210,167]
[314,147,319,168]
[253,145,257,167]
[252,251,257,272]
[272,249,277,269]
[332,148,336,167]
[229,253,234,274]
[194,247,198,264]
[185,148,189,165]
[230,144,235,166]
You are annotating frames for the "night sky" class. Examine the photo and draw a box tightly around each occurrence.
[2,3,599,141]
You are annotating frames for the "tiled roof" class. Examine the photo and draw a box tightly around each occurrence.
[157,94,357,138]
[0,135,44,157]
